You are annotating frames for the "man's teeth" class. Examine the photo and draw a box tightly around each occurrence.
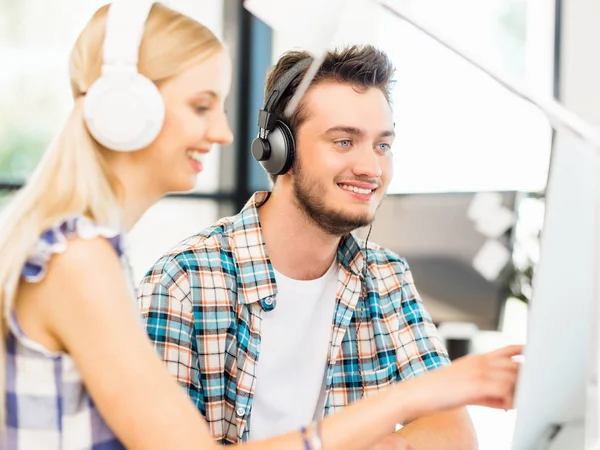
[186,150,204,163]
[339,184,374,195]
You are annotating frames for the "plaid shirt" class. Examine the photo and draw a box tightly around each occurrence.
[5,217,127,450]
[139,192,449,444]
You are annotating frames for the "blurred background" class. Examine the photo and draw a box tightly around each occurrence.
[1,0,599,447]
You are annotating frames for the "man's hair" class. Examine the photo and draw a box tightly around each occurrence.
[263,44,396,184]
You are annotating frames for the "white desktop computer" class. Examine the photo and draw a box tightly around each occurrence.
[512,130,600,450]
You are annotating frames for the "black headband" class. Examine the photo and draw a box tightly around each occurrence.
[258,57,313,133]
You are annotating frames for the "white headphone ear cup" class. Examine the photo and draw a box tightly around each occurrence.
[84,73,165,151]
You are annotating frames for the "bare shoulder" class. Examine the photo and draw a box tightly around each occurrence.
[54,233,122,269]
[38,235,127,299]
[16,235,131,352]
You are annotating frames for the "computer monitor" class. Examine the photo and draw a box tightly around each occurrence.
[365,191,517,331]
[512,130,599,449]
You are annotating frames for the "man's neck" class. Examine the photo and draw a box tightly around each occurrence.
[258,187,340,281]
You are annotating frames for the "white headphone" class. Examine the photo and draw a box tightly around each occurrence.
[84,0,165,152]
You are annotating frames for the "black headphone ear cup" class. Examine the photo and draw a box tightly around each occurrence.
[261,120,296,176]
[251,136,270,162]
[275,120,295,175]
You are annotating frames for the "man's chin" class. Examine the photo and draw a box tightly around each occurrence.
[325,212,374,234]
[336,208,375,224]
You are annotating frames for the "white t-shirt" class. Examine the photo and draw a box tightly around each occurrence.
[249,260,339,440]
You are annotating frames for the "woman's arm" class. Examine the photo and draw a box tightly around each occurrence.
[20,237,219,449]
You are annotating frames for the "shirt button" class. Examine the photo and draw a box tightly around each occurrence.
[236,407,245,417]
[264,297,273,306]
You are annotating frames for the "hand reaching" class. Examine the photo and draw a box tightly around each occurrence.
[411,345,523,416]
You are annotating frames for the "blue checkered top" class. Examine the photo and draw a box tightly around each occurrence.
[4,217,127,449]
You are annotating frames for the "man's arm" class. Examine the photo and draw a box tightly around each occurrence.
[375,255,477,448]
[137,255,205,412]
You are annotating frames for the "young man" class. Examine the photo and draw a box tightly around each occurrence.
[139,45,476,448]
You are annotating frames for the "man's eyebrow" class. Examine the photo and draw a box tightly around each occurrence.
[323,126,395,138]
[323,126,363,136]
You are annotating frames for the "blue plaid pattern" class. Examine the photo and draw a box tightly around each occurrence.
[4,217,127,449]
[139,192,450,444]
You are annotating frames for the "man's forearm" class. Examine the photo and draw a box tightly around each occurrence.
[393,407,477,449]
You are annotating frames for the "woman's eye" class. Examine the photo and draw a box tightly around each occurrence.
[194,106,210,115]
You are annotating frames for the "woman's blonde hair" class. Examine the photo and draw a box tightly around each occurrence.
[0,2,222,423]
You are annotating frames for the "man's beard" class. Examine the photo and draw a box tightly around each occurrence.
[292,163,378,236]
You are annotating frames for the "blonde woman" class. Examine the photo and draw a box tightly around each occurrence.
[0,3,522,449]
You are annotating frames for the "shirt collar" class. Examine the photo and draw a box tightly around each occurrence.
[231,192,367,304]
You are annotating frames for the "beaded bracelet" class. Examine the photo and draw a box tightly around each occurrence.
[300,426,311,450]
[300,421,323,450]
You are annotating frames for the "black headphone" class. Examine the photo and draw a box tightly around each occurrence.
[251,57,313,176]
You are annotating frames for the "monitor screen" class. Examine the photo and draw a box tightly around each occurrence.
[512,129,599,449]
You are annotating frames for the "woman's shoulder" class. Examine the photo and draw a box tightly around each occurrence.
[22,215,126,283]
